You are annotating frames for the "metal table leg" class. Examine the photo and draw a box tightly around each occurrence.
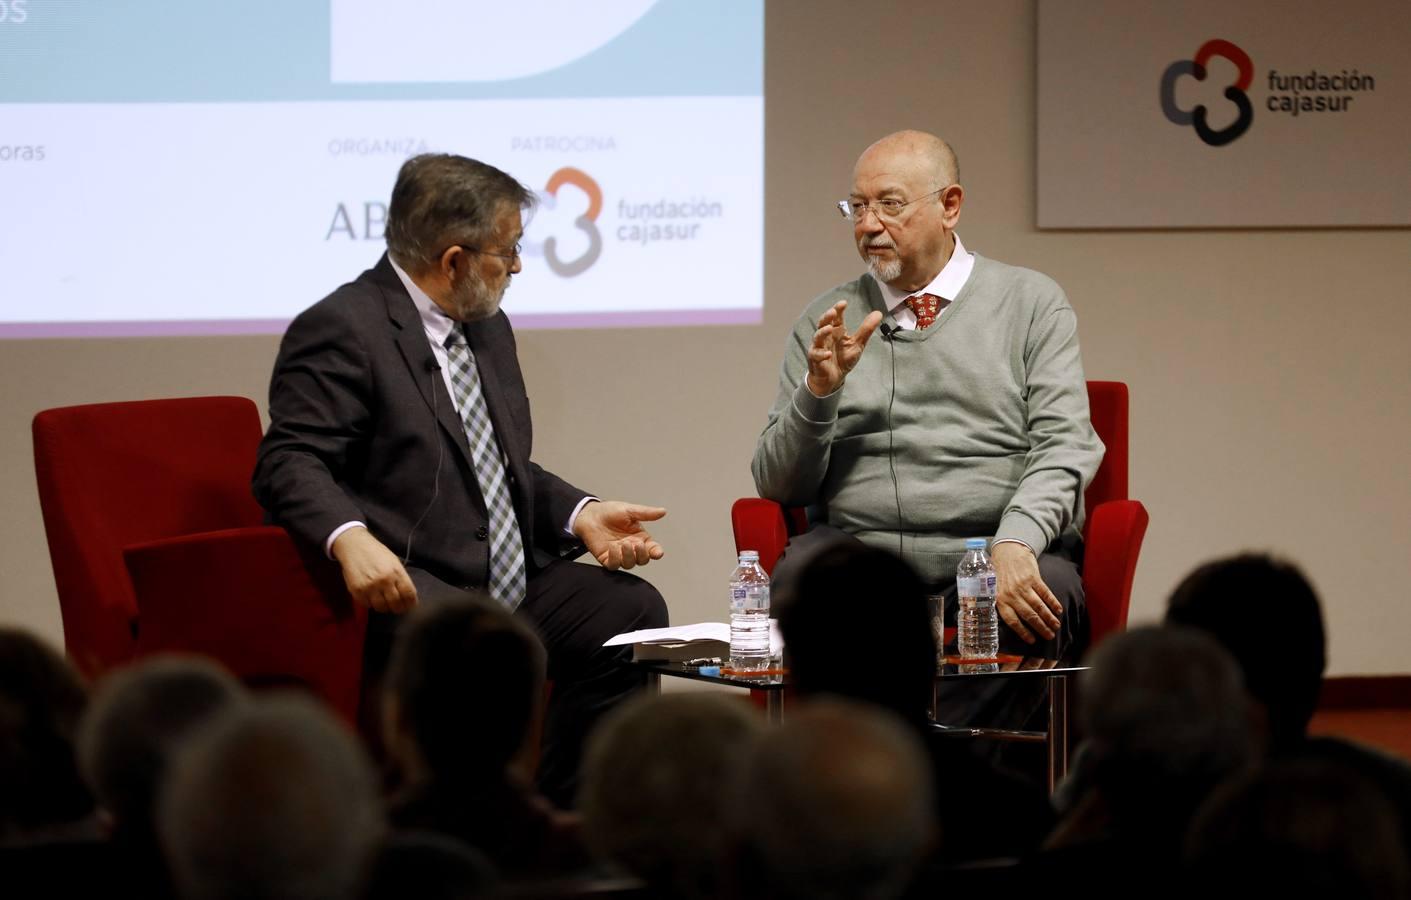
[1047,672,1070,793]
[764,689,783,724]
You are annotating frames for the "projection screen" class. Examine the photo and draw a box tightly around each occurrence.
[0,0,764,336]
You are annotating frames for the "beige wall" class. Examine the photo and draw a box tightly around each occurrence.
[3,1,1408,674]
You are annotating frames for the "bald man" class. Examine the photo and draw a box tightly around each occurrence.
[752,130,1103,664]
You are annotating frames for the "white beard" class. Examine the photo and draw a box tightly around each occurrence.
[866,254,902,283]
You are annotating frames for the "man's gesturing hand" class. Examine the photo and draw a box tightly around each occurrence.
[573,500,667,571]
[331,526,419,614]
[806,300,884,397]
[992,542,1062,645]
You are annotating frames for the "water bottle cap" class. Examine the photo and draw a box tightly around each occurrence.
[964,538,988,550]
[739,550,760,561]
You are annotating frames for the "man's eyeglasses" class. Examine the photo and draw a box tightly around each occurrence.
[452,243,522,262]
[836,186,948,222]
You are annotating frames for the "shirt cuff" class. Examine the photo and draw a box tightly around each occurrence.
[992,538,1035,556]
[566,497,599,537]
[792,378,843,424]
[325,521,367,559]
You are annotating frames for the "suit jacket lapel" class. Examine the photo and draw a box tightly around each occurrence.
[372,256,478,479]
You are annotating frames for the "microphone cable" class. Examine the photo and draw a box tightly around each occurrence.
[404,355,446,565]
[880,323,905,561]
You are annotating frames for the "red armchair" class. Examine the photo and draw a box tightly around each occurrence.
[32,396,366,721]
[732,380,1149,649]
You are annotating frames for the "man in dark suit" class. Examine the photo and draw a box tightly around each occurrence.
[253,154,668,807]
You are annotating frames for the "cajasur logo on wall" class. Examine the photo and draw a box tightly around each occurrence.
[1160,39,1254,147]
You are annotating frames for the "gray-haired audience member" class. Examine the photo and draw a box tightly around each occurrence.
[0,627,96,844]
[158,695,384,900]
[579,693,763,900]
[730,698,935,900]
[78,656,246,834]
[77,656,247,895]
[1049,625,1259,852]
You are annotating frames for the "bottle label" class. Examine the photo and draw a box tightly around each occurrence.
[957,575,997,599]
[730,585,747,610]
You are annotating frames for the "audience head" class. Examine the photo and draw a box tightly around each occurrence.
[158,694,384,900]
[77,655,246,836]
[361,831,498,900]
[383,595,547,786]
[1165,552,1325,751]
[776,544,935,728]
[1078,625,1259,839]
[1186,756,1410,900]
[0,627,93,842]
[732,698,935,900]
[579,692,763,900]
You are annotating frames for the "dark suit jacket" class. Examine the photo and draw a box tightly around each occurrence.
[253,254,588,589]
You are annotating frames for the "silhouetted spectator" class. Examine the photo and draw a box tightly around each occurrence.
[1048,625,1258,854]
[729,698,935,900]
[1185,756,1411,900]
[0,627,96,844]
[361,831,498,900]
[579,692,762,899]
[158,694,384,900]
[383,596,590,881]
[777,544,1054,861]
[1164,551,1411,858]
[1165,552,1323,752]
[77,655,247,898]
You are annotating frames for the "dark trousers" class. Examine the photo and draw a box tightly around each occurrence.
[361,558,667,809]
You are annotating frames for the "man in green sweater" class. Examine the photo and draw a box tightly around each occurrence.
[753,130,1104,660]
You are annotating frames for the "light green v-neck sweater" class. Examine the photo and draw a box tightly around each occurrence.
[751,254,1104,583]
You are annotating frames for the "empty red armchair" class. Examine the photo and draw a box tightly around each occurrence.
[32,396,366,721]
[732,380,1149,649]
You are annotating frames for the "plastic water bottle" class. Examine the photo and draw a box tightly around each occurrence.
[729,550,771,671]
[956,538,998,659]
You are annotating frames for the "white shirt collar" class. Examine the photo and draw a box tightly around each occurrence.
[874,234,975,324]
[389,255,458,347]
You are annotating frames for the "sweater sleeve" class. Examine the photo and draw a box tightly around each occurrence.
[750,309,844,506]
[996,303,1105,551]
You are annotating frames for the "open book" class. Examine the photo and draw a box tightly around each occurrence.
[604,622,783,662]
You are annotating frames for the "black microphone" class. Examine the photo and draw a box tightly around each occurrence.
[425,357,441,372]
[879,323,897,341]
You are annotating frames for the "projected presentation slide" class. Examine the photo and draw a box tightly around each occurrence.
[0,1,763,336]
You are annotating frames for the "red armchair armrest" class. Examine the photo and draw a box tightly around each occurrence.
[1081,499,1149,649]
[123,526,367,724]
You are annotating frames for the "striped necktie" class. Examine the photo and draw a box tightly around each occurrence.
[442,328,527,610]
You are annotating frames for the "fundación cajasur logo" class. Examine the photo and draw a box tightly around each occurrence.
[1160,39,1255,147]
[1160,37,1379,148]
[540,167,603,277]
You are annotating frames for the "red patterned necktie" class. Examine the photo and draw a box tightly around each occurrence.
[904,293,949,330]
